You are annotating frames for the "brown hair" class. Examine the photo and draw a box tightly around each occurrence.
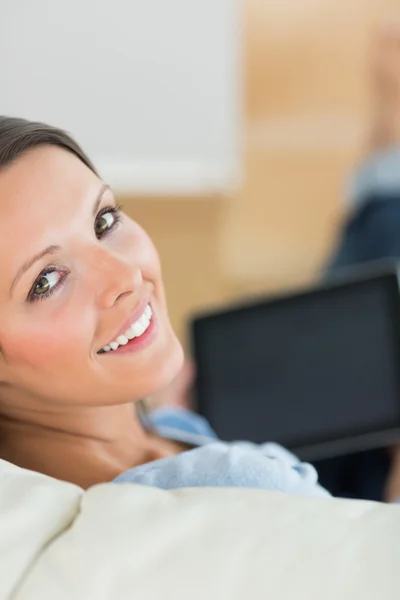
[0,116,97,175]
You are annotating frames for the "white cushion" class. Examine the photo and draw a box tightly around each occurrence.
[0,460,82,600]
[1,459,400,600]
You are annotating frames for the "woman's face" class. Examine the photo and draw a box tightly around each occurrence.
[0,146,183,408]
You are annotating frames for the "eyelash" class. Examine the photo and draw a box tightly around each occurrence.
[27,204,123,303]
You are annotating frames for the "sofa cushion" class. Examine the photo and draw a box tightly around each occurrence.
[1,466,397,600]
[0,460,82,599]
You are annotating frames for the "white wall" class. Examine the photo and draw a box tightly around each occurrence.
[0,0,241,194]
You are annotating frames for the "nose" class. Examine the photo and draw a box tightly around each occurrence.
[89,246,142,310]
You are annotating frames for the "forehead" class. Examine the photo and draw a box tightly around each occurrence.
[0,145,99,221]
[0,146,100,285]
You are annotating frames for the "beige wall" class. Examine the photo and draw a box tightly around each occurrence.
[122,0,397,348]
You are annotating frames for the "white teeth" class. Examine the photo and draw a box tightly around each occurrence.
[100,303,153,353]
[132,322,145,337]
[126,327,136,340]
[139,314,149,328]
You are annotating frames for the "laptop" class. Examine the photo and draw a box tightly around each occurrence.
[191,263,400,461]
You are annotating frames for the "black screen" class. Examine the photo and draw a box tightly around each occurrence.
[192,273,400,453]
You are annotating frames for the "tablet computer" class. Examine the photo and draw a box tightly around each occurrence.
[191,263,400,460]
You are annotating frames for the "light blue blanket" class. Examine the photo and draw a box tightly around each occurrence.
[114,407,330,497]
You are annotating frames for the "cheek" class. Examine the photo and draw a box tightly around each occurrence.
[125,220,162,275]
[141,227,161,266]
[2,305,93,369]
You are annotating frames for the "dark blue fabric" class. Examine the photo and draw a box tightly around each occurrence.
[328,195,400,269]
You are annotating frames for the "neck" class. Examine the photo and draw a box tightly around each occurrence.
[0,399,169,488]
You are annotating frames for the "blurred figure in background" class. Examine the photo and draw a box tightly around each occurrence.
[315,26,400,502]
[328,25,400,271]
[154,26,400,502]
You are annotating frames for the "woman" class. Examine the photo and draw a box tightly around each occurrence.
[0,116,328,496]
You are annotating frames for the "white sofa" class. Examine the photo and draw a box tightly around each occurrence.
[1,458,399,600]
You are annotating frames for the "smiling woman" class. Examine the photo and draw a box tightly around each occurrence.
[0,116,331,499]
[0,116,185,487]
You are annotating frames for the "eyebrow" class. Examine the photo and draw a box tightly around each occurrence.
[9,183,111,298]
[92,183,110,216]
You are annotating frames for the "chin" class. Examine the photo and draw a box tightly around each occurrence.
[150,337,185,394]
[89,323,185,405]
[127,335,184,401]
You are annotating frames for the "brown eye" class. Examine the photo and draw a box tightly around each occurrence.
[95,211,116,238]
[34,276,51,295]
[28,269,68,303]
[29,271,60,300]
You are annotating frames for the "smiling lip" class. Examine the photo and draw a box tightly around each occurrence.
[98,295,152,353]
[104,313,157,355]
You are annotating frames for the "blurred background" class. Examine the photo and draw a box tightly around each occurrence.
[0,0,397,347]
